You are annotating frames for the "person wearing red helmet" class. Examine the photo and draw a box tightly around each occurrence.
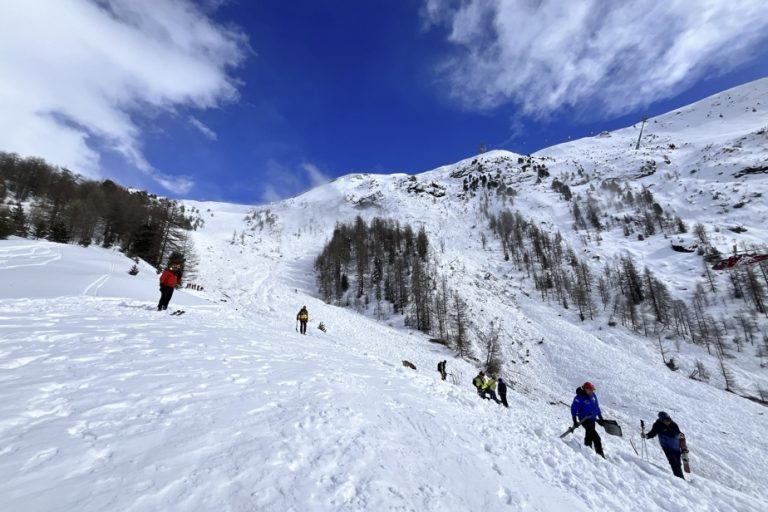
[571,381,605,458]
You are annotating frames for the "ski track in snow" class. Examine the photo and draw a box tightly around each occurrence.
[0,244,62,269]
[82,274,111,297]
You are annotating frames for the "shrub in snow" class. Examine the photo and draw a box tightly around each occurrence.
[689,360,710,382]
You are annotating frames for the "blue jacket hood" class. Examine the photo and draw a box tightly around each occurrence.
[571,387,602,422]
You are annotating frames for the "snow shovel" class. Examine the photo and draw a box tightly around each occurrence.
[601,419,623,437]
[560,415,591,438]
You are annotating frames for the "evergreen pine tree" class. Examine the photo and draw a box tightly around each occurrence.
[0,206,12,239]
[11,203,26,236]
[48,220,70,243]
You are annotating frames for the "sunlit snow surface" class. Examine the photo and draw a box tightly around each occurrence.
[2,79,768,511]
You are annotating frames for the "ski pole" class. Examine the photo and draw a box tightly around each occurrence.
[641,420,648,461]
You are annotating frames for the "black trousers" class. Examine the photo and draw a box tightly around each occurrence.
[299,320,307,334]
[583,420,604,457]
[499,389,509,407]
[158,285,174,310]
[663,447,685,479]
[482,389,501,403]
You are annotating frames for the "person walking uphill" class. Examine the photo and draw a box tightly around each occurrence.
[296,306,309,335]
[157,264,180,311]
[571,381,605,458]
[644,412,685,479]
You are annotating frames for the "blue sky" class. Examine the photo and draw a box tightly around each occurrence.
[2,1,768,203]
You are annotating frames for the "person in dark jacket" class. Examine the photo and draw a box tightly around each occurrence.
[296,306,309,335]
[570,381,605,458]
[437,360,447,381]
[497,377,509,408]
[157,264,180,311]
[644,411,684,479]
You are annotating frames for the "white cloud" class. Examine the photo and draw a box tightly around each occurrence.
[423,0,768,117]
[189,116,218,141]
[0,0,247,193]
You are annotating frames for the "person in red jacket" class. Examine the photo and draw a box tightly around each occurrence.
[157,264,180,311]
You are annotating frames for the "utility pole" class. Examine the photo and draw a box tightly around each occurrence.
[635,117,647,150]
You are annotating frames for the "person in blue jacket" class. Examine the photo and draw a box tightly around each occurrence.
[570,381,605,458]
[643,411,684,479]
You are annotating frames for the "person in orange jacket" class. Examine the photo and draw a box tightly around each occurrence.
[158,264,180,311]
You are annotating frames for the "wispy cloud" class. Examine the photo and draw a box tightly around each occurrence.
[189,116,218,141]
[261,184,283,204]
[0,0,247,194]
[259,160,332,203]
[423,0,768,117]
[302,163,331,187]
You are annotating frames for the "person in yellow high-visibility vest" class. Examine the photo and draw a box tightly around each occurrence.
[482,376,501,404]
[296,306,309,335]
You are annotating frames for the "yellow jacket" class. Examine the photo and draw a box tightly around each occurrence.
[482,378,497,391]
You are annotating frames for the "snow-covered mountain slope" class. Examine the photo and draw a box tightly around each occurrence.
[536,76,768,251]
[1,236,767,512]
[185,80,768,399]
[177,79,768,508]
[2,78,768,511]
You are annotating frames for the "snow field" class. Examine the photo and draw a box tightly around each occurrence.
[1,241,765,510]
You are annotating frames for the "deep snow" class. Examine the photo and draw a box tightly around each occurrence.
[2,237,767,512]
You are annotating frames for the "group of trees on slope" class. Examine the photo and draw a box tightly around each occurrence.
[453,153,767,400]
[485,206,768,402]
[0,151,200,272]
[314,217,493,370]
[551,177,689,241]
